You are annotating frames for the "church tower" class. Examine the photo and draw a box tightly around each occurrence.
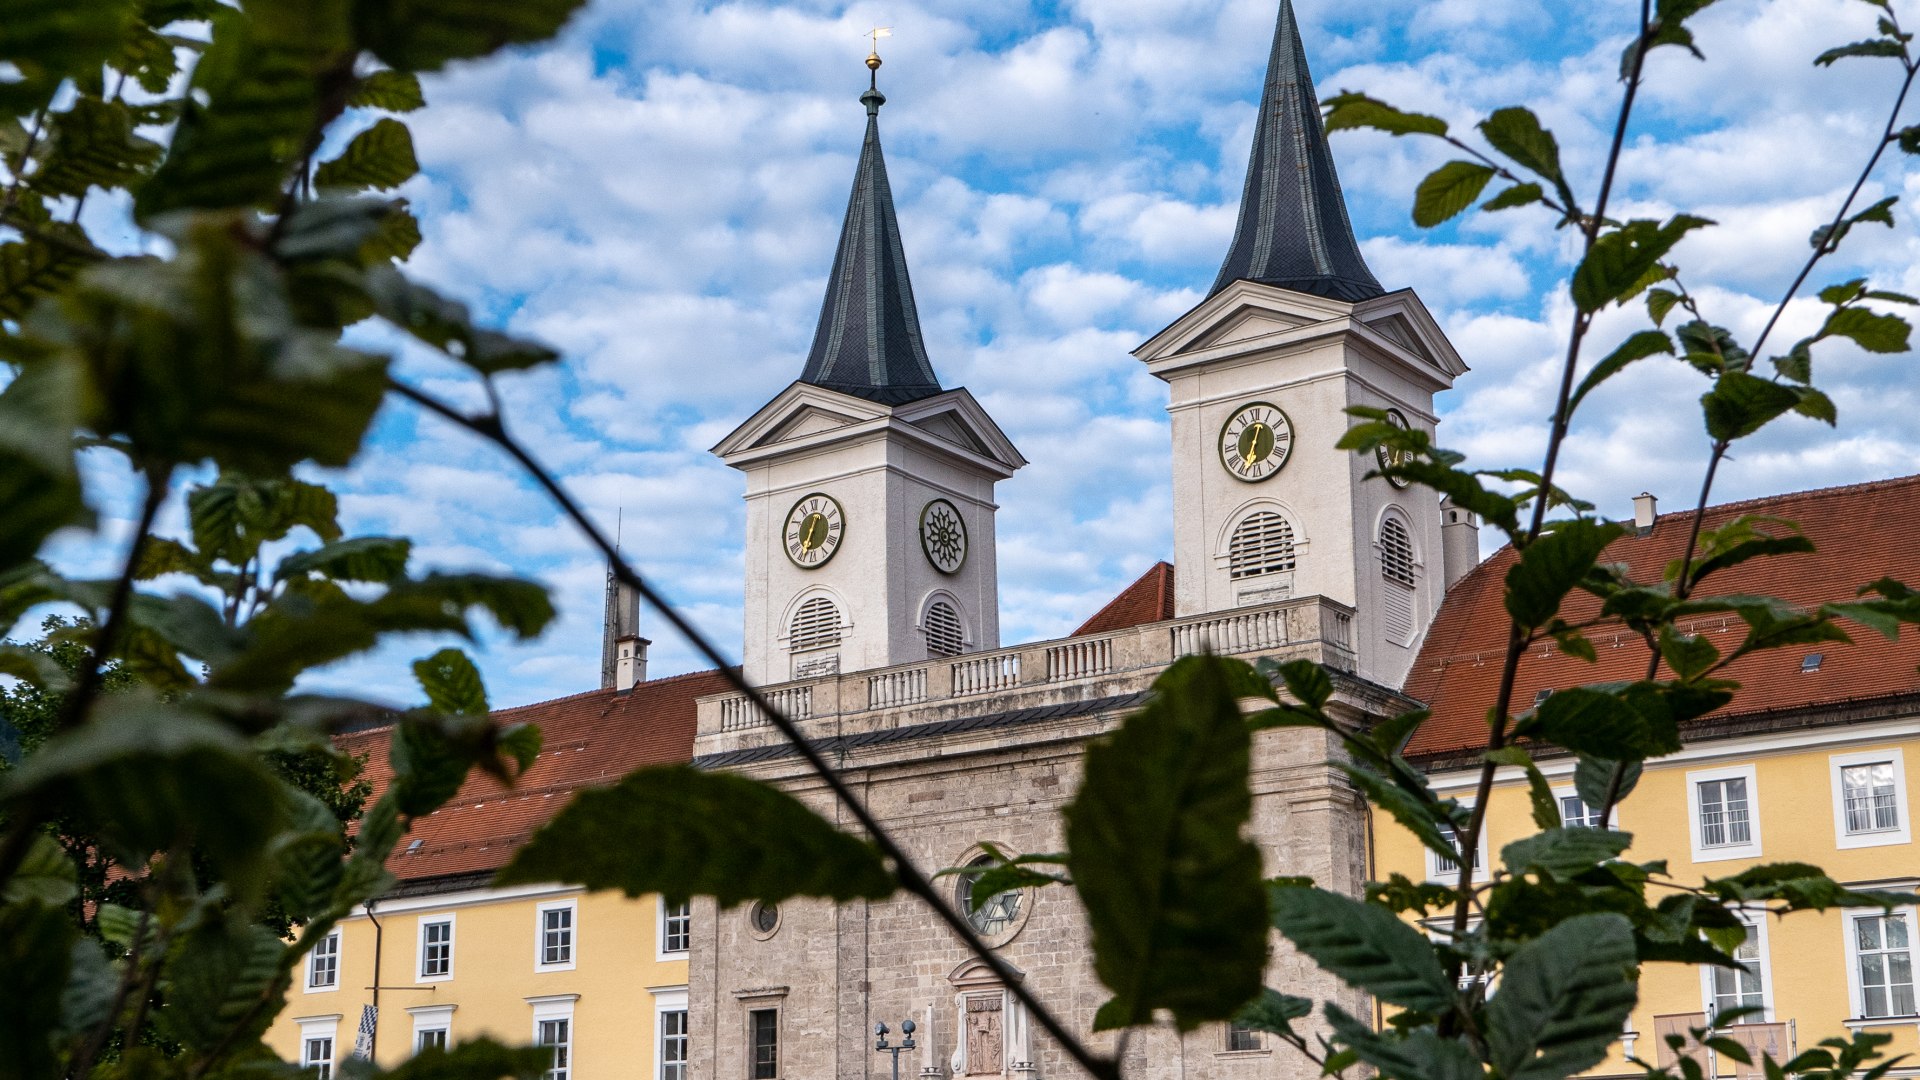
[1134,0,1468,689]
[714,55,1026,688]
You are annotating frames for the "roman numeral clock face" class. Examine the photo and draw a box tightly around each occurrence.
[1218,402,1293,482]
[784,493,844,568]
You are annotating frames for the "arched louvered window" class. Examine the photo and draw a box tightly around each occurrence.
[1228,511,1297,580]
[789,597,841,651]
[924,600,964,658]
[1380,517,1415,586]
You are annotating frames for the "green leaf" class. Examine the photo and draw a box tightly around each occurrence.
[1815,39,1906,65]
[1505,520,1627,631]
[134,3,345,217]
[1478,108,1568,196]
[0,902,75,1080]
[0,0,138,107]
[1573,216,1713,313]
[1658,626,1721,680]
[2,697,286,883]
[349,69,426,112]
[157,915,290,1052]
[367,266,561,373]
[1568,331,1674,415]
[1647,288,1683,325]
[5,834,79,906]
[1705,863,1919,911]
[1268,657,1333,710]
[1343,761,1460,864]
[1821,306,1910,353]
[0,226,104,320]
[1234,988,1313,1040]
[1413,161,1496,227]
[1486,746,1563,830]
[32,96,164,198]
[1500,827,1632,880]
[271,787,347,920]
[277,536,412,583]
[1482,182,1545,212]
[1321,92,1449,136]
[383,1039,556,1080]
[1268,883,1455,1014]
[1326,1003,1486,1080]
[1533,686,1680,760]
[1486,914,1639,1080]
[498,764,896,904]
[356,0,592,72]
[57,937,119,1039]
[1065,655,1268,1031]
[315,117,419,191]
[414,647,488,716]
[1702,372,1804,441]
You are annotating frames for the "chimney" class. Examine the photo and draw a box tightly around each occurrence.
[601,567,642,689]
[1633,492,1657,535]
[1439,496,1481,591]
[613,635,649,692]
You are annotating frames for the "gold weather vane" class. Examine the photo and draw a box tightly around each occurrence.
[866,25,891,74]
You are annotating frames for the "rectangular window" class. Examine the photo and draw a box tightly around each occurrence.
[1842,762,1901,834]
[416,1029,447,1054]
[420,918,453,979]
[1710,930,1765,1018]
[541,905,574,967]
[1432,821,1481,877]
[1559,794,1602,829]
[1855,913,1917,1019]
[1225,1023,1263,1051]
[662,899,691,955]
[1697,777,1751,848]
[303,1037,334,1080]
[749,1008,779,1080]
[307,930,340,990]
[660,1009,689,1080]
[538,1018,571,1080]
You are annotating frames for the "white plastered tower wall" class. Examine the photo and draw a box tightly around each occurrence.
[713,382,1025,687]
[1135,282,1467,689]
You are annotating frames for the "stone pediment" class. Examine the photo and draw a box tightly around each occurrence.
[712,382,1026,477]
[762,404,867,445]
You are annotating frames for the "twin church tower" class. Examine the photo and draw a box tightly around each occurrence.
[710,0,1472,693]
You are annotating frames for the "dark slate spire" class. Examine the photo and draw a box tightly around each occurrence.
[1211,0,1383,302]
[799,57,942,405]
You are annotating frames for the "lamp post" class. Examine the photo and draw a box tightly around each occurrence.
[875,1019,917,1080]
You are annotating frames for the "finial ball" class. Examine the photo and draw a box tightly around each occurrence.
[866,53,882,71]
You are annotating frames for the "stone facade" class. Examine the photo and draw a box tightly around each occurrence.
[688,598,1405,1080]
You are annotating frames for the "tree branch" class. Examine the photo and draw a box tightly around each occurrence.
[387,378,1120,1080]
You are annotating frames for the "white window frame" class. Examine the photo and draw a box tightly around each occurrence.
[1425,808,1489,884]
[417,913,456,982]
[653,986,690,1080]
[529,995,579,1080]
[408,1004,456,1055]
[658,896,691,960]
[1686,763,1763,863]
[535,899,578,972]
[1843,906,1920,1024]
[1697,910,1773,1022]
[1552,786,1603,830]
[295,1015,341,1080]
[1830,748,1911,849]
[305,928,341,993]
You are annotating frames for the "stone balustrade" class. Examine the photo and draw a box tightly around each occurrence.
[696,594,1357,746]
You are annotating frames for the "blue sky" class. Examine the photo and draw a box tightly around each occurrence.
[43,0,1920,709]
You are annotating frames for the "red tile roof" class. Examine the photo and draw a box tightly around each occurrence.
[1076,561,1176,635]
[1404,475,1920,759]
[341,668,733,882]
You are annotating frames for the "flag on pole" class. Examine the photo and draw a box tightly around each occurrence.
[353,1004,377,1059]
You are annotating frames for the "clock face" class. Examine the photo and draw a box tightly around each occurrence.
[1218,401,1293,482]
[920,499,968,574]
[957,856,1023,937]
[1376,409,1413,488]
[783,493,844,569]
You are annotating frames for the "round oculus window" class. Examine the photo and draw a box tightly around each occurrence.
[747,900,780,938]
[955,855,1023,937]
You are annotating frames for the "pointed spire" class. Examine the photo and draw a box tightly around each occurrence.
[799,50,942,405]
[1211,0,1383,302]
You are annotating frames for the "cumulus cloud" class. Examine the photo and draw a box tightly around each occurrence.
[27,0,1920,710]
